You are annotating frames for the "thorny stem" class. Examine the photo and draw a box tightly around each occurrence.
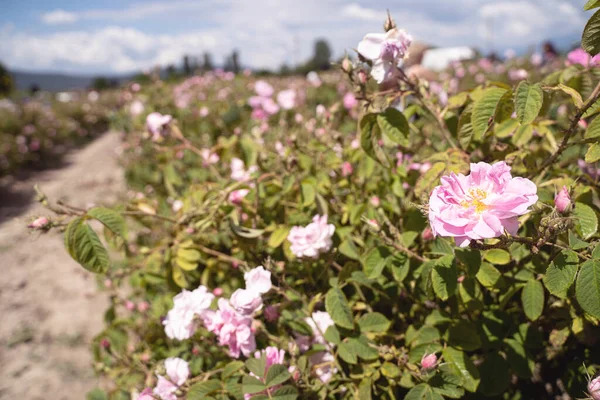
[531,80,600,178]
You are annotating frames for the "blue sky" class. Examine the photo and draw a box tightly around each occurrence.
[0,0,591,75]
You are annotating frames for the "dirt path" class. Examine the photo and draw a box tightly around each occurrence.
[0,132,124,400]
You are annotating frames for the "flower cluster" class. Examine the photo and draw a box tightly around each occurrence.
[231,157,258,182]
[163,286,215,340]
[295,311,337,383]
[287,215,335,258]
[357,28,412,83]
[146,112,172,141]
[244,347,287,399]
[138,357,189,400]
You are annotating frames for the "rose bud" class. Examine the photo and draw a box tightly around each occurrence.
[589,373,600,400]
[554,186,571,214]
[28,216,50,230]
[421,353,438,370]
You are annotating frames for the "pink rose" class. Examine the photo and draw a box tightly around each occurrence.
[230,288,263,315]
[343,92,358,110]
[163,286,215,340]
[146,112,172,141]
[277,89,297,110]
[357,28,412,83]
[230,158,258,182]
[341,161,353,177]
[305,311,334,345]
[229,189,249,205]
[567,48,600,67]
[589,374,600,400]
[421,353,438,369]
[309,351,337,383]
[554,186,571,214]
[428,161,538,247]
[287,215,335,258]
[245,347,286,399]
[370,196,380,207]
[200,148,219,166]
[137,388,154,400]
[130,100,145,116]
[244,266,272,294]
[153,357,189,400]
[254,80,274,97]
[201,299,256,358]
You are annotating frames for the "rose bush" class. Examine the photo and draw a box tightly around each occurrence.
[32,7,600,400]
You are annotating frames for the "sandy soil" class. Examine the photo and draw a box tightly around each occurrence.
[0,132,124,400]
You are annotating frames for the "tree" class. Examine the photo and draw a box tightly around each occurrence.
[183,55,191,75]
[202,53,214,72]
[313,39,332,71]
[231,50,240,74]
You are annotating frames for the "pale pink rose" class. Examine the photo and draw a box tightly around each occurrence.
[28,216,49,230]
[306,71,322,87]
[277,89,297,110]
[244,266,272,294]
[137,388,154,400]
[262,98,280,115]
[245,347,286,399]
[351,138,360,149]
[200,148,219,166]
[589,374,600,400]
[172,200,183,212]
[131,83,141,92]
[130,100,145,116]
[478,58,493,72]
[146,112,172,141]
[309,351,337,383]
[163,286,215,340]
[567,48,600,67]
[230,158,258,182]
[315,104,326,117]
[202,299,256,358]
[125,300,135,311]
[421,353,438,369]
[455,67,465,78]
[357,28,412,83]
[509,68,528,81]
[343,92,358,110]
[370,196,380,207]
[554,186,571,213]
[531,53,543,66]
[137,301,150,312]
[428,161,538,247]
[275,141,286,156]
[255,80,274,97]
[287,215,335,258]
[199,106,209,117]
[305,311,335,345]
[230,288,263,315]
[341,162,353,177]
[248,96,265,108]
[154,357,189,400]
[229,189,249,205]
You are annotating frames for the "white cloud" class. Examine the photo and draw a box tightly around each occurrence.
[5,0,589,74]
[41,9,78,25]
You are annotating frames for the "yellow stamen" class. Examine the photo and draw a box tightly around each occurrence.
[461,188,488,213]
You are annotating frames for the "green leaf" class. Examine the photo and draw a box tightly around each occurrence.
[515,82,543,125]
[511,123,534,147]
[447,320,481,351]
[585,0,600,10]
[300,181,315,206]
[576,260,600,319]
[240,134,258,165]
[245,357,266,378]
[585,116,600,139]
[265,364,291,388]
[242,376,267,395]
[175,256,197,271]
[431,255,458,301]
[381,362,401,378]
[324,325,341,345]
[87,207,125,237]
[457,104,474,149]
[483,249,511,265]
[471,88,507,139]
[358,312,391,333]
[405,384,444,400]
[268,226,290,248]
[325,287,354,329]
[86,389,108,400]
[338,341,358,364]
[555,83,584,108]
[582,9,600,56]
[574,202,598,239]
[360,113,379,161]
[361,246,391,279]
[271,385,298,400]
[339,239,360,260]
[377,108,409,146]
[543,250,579,299]
[229,216,265,239]
[64,218,109,273]
[585,142,600,163]
[478,352,510,396]
[476,262,503,288]
[442,348,480,392]
[521,279,544,321]
[349,335,379,360]
[222,361,245,379]
[187,380,222,399]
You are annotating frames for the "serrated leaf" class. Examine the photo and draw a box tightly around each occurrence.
[575,260,600,319]
[175,256,197,271]
[361,246,391,279]
[187,380,222,399]
[543,250,579,299]
[87,207,125,237]
[585,116,600,139]
[222,361,245,379]
[271,385,298,400]
[338,341,358,364]
[300,182,315,206]
[585,142,600,163]
[265,364,291,388]
[447,320,481,351]
[177,248,201,262]
[358,312,391,333]
[522,279,544,321]
[515,82,543,125]
[582,9,600,56]
[585,0,600,10]
[442,347,480,392]
[64,218,109,273]
[360,113,379,161]
[377,108,409,146]
[325,287,354,329]
[171,264,188,288]
[405,384,444,400]
[574,202,598,239]
[431,255,457,301]
[242,376,267,394]
[245,357,267,378]
[472,88,507,139]
[478,352,510,396]
[555,83,584,108]
[324,325,341,345]
[483,249,511,265]
[339,239,360,260]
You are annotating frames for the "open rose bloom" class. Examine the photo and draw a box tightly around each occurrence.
[428,162,538,247]
[357,28,412,83]
[288,215,335,258]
